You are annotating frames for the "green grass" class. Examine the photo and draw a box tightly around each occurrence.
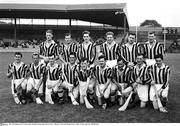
[0,52,180,123]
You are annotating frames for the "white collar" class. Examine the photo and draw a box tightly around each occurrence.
[105,41,116,46]
[135,63,146,69]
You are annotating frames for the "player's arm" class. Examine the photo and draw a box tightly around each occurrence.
[36,65,46,90]
[90,43,97,64]
[7,64,13,78]
[161,67,170,90]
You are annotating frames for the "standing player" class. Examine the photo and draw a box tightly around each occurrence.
[121,33,141,64]
[100,31,122,68]
[61,52,79,105]
[149,54,170,113]
[26,53,45,104]
[77,31,96,65]
[45,54,63,104]
[76,58,94,109]
[92,55,112,109]
[143,32,164,66]
[39,29,59,64]
[59,33,78,63]
[7,52,28,104]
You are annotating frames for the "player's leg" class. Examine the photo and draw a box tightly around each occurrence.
[103,83,112,109]
[160,85,169,107]
[137,84,149,108]
[71,85,79,105]
[87,78,96,104]
[11,80,21,104]
[19,79,28,104]
[110,83,117,104]
[45,80,54,104]
[96,84,103,106]
[150,85,159,110]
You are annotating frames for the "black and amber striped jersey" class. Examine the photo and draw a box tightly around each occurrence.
[28,62,46,79]
[60,43,78,62]
[93,65,112,84]
[46,63,62,81]
[39,40,59,57]
[77,42,96,64]
[149,64,170,89]
[131,63,151,85]
[100,41,119,60]
[76,66,91,82]
[62,63,78,85]
[8,62,28,79]
[112,65,131,84]
[121,43,141,63]
[143,41,164,59]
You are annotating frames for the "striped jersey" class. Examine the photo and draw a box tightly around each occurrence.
[46,63,62,81]
[112,65,131,84]
[143,41,164,59]
[62,63,78,86]
[93,65,112,84]
[28,62,46,79]
[39,40,59,57]
[149,64,170,89]
[121,43,140,63]
[100,41,119,60]
[77,42,96,64]
[8,62,28,79]
[131,63,151,85]
[76,66,91,82]
[60,42,78,62]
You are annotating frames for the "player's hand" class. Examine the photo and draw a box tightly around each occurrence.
[151,80,155,85]
[10,67,14,74]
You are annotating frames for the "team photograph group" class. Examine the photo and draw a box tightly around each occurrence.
[7,29,170,114]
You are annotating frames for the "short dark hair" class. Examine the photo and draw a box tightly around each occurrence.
[129,32,136,37]
[69,52,76,58]
[106,31,114,37]
[80,57,88,63]
[46,29,53,34]
[98,55,106,60]
[32,52,40,58]
[14,52,22,57]
[148,31,155,35]
[65,33,71,37]
[154,54,163,60]
[136,53,144,58]
[82,31,90,36]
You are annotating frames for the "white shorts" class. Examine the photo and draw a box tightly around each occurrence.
[79,81,89,96]
[150,84,169,101]
[137,84,149,102]
[27,77,43,94]
[46,79,60,92]
[96,83,112,98]
[11,78,27,94]
[106,60,117,68]
[145,59,156,66]
[61,81,79,99]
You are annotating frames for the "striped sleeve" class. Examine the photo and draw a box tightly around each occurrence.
[162,66,170,89]
[90,43,97,64]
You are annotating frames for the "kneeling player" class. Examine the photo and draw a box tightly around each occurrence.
[26,53,45,104]
[61,52,79,105]
[45,54,63,104]
[149,54,170,113]
[132,54,151,108]
[7,52,28,104]
[93,55,112,109]
[76,58,94,109]
[111,58,134,110]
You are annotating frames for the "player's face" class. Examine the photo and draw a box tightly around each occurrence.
[65,35,71,44]
[136,55,144,65]
[14,55,22,63]
[46,32,53,41]
[148,33,155,43]
[128,35,135,44]
[69,55,76,64]
[32,55,39,64]
[99,58,106,67]
[81,60,88,70]
[117,60,124,69]
[49,56,55,66]
[155,58,163,67]
[83,34,90,42]
[106,35,114,43]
